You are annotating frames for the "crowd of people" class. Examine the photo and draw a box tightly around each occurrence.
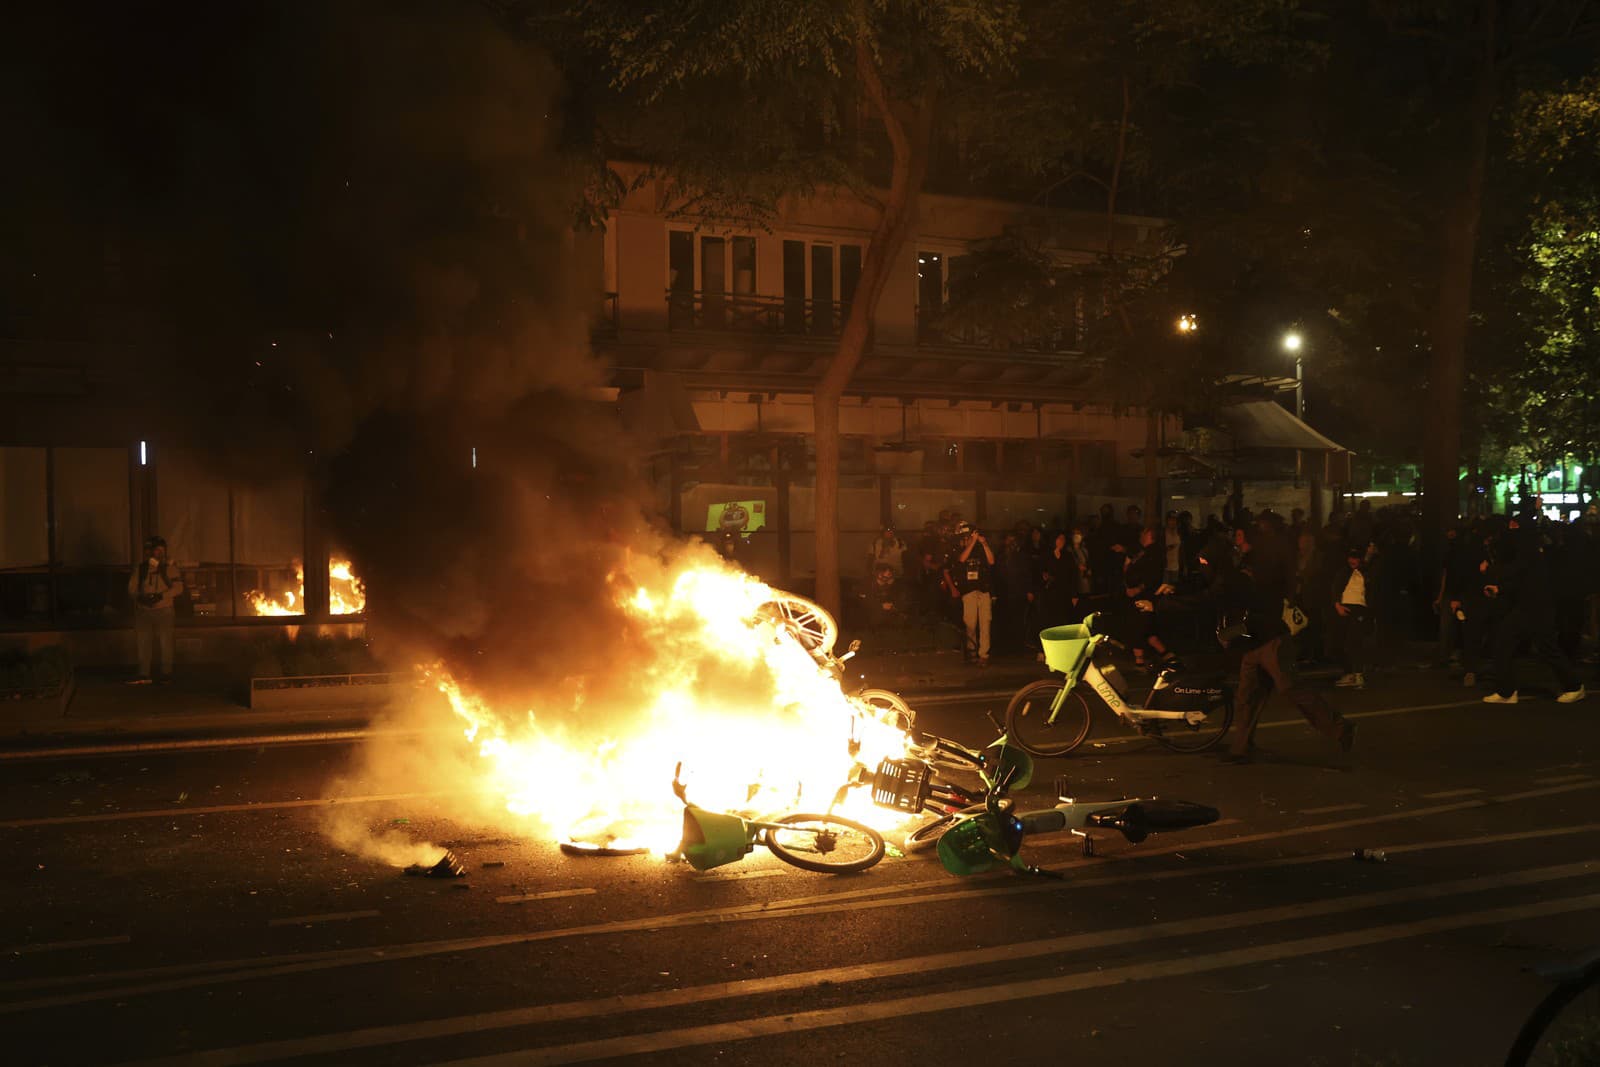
[855,500,1600,707]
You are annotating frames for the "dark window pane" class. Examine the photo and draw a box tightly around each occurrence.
[964,441,998,474]
[811,245,834,335]
[56,447,130,565]
[783,240,806,333]
[917,252,943,340]
[0,447,48,567]
[668,230,694,327]
[731,237,756,295]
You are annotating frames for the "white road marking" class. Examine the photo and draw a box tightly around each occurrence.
[123,860,1600,1067]
[0,792,443,829]
[691,869,788,882]
[4,935,130,956]
[12,806,1600,1017]
[1420,788,1485,799]
[0,728,454,762]
[494,889,597,904]
[1082,698,1482,748]
[266,910,380,928]
[434,891,1600,1067]
[1535,774,1596,786]
[1298,803,1366,815]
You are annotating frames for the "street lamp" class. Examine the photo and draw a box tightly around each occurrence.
[1282,331,1304,420]
[1176,313,1198,334]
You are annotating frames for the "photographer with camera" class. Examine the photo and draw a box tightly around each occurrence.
[943,522,996,666]
[127,535,183,685]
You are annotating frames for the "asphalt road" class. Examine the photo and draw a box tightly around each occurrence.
[4,670,1600,1066]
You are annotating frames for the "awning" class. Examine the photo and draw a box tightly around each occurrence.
[1217,400,1346,452]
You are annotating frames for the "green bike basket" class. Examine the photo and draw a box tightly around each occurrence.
[988,742,1035,793]
[678,806,751,871]
[1039,622,1095,677]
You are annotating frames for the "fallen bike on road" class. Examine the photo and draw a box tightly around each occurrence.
[670,761,887,875]
[865,732,1219,873]
[1005,613,1235,757]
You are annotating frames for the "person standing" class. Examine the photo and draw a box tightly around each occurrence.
[1220,528,1356,764]
[1483,513,1586,705]
[997,531,1036,655]
[944,524,995,666]
[869,527,907,577]
[127,535,183,685]
[1330,546,1374,689]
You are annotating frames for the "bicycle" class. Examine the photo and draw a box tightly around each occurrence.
[671,762,886,875]
[1005,613,1234,757]
[1505,950,1600,1066]
[925,748,1220,876]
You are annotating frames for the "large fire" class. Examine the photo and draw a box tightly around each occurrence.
[248,558,367,616]
[430,558,913,854]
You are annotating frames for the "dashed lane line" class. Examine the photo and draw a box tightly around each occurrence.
[1080,698,1481,749]
[1420,788,1485,799]
[0,728,456,762]
[1298,803,1366,815]
[495,890,597,905]
[1535,774,1596,786]
[0,792,446,829]
[137,863,1600,1067]
[4,936,131,957]
[433,891,1600,1067]
[266,911,380,928]
[8,809,1600,1017]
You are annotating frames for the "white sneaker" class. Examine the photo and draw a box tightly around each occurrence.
[1334,673,1361,687]
[1557,686,1587,704]
[1482,691,1519,704]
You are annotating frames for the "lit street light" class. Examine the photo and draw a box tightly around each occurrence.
[1176,313,1198,333]
[1283,331,1304,420]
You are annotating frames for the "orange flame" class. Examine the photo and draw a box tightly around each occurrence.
[430,557,912,853]
[248,558,366,616]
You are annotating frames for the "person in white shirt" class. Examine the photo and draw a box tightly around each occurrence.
[1331,545,1373,688]
[127,536,183,684]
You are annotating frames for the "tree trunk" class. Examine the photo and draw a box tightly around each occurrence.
[811,45,933,616]
[1423,0,1497,544]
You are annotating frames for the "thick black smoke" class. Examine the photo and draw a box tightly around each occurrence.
[6,2,657,699]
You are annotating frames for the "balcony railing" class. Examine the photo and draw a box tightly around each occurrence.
[666,289,844,338]
[916,306,1083,355]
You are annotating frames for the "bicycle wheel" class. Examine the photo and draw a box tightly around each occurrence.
[909,734,985,775]
[1506,961,1600,1066]
[1005,680,1092,757]
[902,814,956,853]
[857,688,915,731]
[1148,693,1233,754]
[757,594,837,657]
[765,813,885,874]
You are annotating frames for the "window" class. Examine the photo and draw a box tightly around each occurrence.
[0,448,48,568]
[964,441,998,474]
[811,245,835,334]
[1000,441,1031,473]
[783,240,807,333]
[731,236,756,295]
[840,245,862,318]
[668,230,694,327]
[917,252,943,339]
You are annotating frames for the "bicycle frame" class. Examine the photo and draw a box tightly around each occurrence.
[1055,657,1211,729]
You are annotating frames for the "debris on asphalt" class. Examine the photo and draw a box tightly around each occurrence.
[1352,848,1387,863]
[405,850,467,878]
[480,860,505,869]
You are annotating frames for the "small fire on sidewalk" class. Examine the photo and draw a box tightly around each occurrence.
[248,558,366,616]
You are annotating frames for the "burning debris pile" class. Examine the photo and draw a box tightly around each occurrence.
[248,558,367,616]
[427,553,914,856]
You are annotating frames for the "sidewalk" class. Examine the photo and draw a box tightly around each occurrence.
[0,635,1464,751]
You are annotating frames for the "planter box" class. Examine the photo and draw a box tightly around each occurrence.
[0,676,77,723]
[249,672,411,711]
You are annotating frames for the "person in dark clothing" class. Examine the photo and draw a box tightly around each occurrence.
[861,563,907,631]
[1218,528,1356,764]
[1549,523,1589,665]
[997,531,1037,654]
[1483,514,1586,704]
[1041,531,1080,627]
[1117,527,1175,666]
[1089,504,1122,595]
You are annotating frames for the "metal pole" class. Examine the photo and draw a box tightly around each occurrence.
[1295,355,1305,421]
